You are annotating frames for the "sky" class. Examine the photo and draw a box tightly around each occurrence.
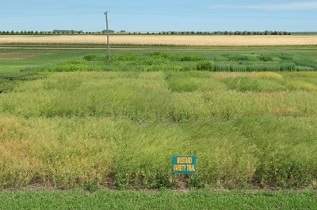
[1,0,317,32]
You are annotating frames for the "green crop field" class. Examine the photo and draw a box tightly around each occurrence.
[0,46,317,208]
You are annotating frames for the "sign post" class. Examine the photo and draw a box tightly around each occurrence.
[172,155,197,175]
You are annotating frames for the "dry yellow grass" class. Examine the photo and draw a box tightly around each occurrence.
[1,35,317,46]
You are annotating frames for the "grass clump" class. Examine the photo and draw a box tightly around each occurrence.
[83,55,98,61]
[196,62,214,71]
[223,77,286,92]
[258,54,274,62]
[0,71,44,93]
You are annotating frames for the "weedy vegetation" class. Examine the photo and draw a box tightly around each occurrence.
[0,46,317,191]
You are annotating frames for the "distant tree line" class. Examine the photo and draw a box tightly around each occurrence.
[293,32,317,35]
[0,30,293,35]
[127,31,292,35]
[0,30,85,35]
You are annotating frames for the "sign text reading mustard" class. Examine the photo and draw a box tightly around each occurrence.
[172,155,197,175]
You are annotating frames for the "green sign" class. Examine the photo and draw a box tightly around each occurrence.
[172,155,197,175]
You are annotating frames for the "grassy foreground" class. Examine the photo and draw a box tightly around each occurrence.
[0,190,316,210]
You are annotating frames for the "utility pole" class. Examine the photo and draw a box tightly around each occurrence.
[104,11,111,60]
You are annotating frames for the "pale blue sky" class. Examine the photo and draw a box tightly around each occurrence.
[1,0,317,32]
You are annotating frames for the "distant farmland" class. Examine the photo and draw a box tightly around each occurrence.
[1,35,317,46]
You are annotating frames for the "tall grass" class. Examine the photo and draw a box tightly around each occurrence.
[1,72,317,120]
